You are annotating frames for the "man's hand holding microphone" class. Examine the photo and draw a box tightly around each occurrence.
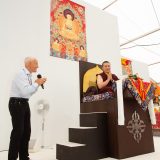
[35,74,47,89]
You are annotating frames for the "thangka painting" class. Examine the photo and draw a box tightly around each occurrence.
[121,58,133,76]
[152,106,160,136]
[50,0,87,61]
[152,83,160,136]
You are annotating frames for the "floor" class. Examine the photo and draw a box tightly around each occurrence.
[0,137,160,160]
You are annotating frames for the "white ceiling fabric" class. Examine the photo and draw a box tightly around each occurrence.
[83,0,160,82]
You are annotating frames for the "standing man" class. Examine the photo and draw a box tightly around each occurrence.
[97,61,118,94]
[8,57,47,160]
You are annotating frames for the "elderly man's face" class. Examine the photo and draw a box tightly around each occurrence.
[29,60,38,73]
[102,62,111,73]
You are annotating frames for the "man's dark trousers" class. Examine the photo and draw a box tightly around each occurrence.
[8,98,31,160]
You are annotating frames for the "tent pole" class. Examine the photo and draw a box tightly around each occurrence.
[102,0,119,10]
[120,27,160,47]
[148,61,160,66]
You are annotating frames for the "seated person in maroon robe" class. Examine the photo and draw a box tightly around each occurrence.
[97,61,119,94]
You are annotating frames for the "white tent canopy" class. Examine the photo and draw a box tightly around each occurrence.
[83,0,160,82]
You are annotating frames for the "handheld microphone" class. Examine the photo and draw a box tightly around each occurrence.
[37,74,44,89]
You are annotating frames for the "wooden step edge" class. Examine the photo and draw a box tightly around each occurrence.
[57,141,86,147]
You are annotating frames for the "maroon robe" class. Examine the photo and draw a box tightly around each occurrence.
[97,72,119,94]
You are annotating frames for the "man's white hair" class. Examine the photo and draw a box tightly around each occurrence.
[24,57,37,65]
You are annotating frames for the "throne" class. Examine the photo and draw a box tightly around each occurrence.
[56,61,154,160]
[79,61,154,159]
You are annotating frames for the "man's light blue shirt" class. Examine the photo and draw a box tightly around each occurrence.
[10,68,39,99]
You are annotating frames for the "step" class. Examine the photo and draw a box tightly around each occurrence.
[69,126,108,159]
[69,127,98,145]
[56,142,88,160]
[69,127,108,149]
[56,142,107,160]
[80,112,108,127]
